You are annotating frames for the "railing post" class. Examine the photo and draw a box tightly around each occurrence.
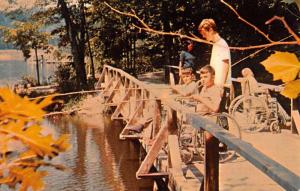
[94,66,106,89]
[152,99,161,138]
[167,107,178,135]
[164,65,169,84]
[204,132,219,191]
[291,98,300,134]
[103,68,109,88]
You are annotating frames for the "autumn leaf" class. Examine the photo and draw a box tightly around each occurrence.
[261,51,300,82]
[18,150,37,161]
[0,121,62,158]
[0,88,70,190]
[0,88,51,121]
[10,167,47,191]
[52,134,70,152]
[281,79,300,99]
[0,177,13,184]
[32,94,58,109]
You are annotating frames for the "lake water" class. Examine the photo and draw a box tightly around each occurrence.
[1,116,153,191]
[0,50,56,86]
[0,49,152,190]
[41,116,153,191]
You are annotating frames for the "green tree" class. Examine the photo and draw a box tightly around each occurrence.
[55,0,88,90]
[28,0,90,90]
[0,21,50,85]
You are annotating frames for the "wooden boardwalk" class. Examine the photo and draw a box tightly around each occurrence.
[191,130,300,190]
[96,65,300,191]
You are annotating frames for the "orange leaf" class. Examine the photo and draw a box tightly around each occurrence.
[281,80,300,99]
[261,51,300,82]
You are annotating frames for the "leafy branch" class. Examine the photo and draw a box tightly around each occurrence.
[0,88,69,191]
[261,52,300,98]
[220,0,274,43]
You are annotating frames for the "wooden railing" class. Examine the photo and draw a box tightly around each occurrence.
[166,65,299,135]
[98,65,300,191]
[187,113,300,191]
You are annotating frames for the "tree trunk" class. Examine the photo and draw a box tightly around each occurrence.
[133,33,136,72]
[86,30,95,80]
[34,47,40,85]
[161,1,173,82]
[58,0,87,90]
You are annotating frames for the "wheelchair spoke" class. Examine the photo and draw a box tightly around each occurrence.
[194,113,241,163]
[231,96,268,133]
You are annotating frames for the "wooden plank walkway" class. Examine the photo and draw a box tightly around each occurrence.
[150,90,299,190]
[140,71,300,190]
[190,130,300,190]
[98,65,300,191]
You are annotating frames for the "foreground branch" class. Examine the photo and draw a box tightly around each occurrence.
[104,2,212,45]
[266,16,300,44]
[220,0,274,43]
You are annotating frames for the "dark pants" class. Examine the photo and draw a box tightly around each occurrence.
[220,87,231,113]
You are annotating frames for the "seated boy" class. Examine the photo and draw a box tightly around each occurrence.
[190,65,223,115]
[171,67,198,97]
[172,65,222,115]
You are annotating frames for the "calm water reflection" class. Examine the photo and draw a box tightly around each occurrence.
[0,50,56,86]
[43,115,153,191]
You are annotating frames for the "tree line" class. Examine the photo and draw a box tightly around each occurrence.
[1,0,299,91]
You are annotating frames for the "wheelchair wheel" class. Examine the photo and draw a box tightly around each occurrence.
[195,113,241,163]
[194,129,205,161]
[277,102,291,127]
[270,121,280,133]
[178,125,195,164]
[228,95,243,114]
[230,95,269,133]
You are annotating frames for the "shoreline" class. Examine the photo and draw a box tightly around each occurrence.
[66,94,106,128]
[0,49,25,61]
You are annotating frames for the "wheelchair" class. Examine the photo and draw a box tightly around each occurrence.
[176,95,241,164]
[228,87,290,133]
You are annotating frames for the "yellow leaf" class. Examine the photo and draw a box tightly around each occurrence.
[0,88,69,190]
[36,94,57,109]
[0,121,59,157]
[281,80,300,99]
[52,134,70,152]
[0,177,14,184]
[19,150,37,160]
[11,167,47,191]
[261,51,300,82]
[0,88,54,121]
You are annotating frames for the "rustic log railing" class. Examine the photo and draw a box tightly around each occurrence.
[97,64,300,191]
